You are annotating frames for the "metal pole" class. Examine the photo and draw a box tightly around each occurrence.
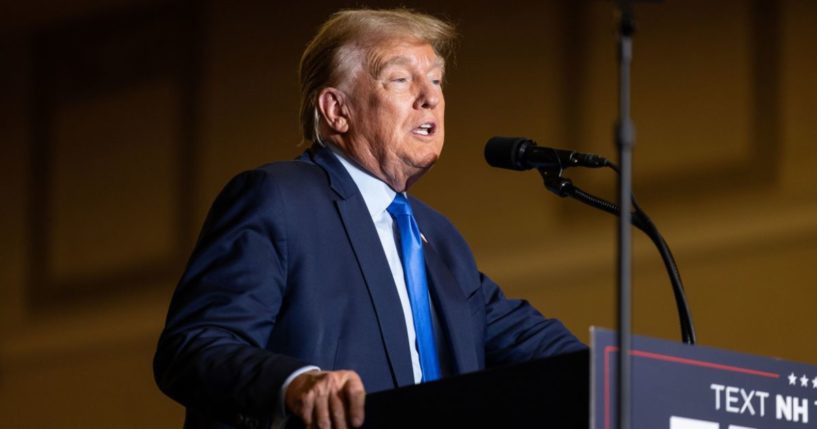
[616,3,636,429]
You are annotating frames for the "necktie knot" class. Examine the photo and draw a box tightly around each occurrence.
[387,193,413,218]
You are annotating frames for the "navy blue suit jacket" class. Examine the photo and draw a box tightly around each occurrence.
[154,145,584,428]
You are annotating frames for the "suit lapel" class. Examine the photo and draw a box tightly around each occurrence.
[423,240,481,375]
[307,146,415,387]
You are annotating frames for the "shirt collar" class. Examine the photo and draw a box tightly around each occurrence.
[329,145,397,219]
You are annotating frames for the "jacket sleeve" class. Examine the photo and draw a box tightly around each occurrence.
[478,271,587,367]
[153,169,306,427]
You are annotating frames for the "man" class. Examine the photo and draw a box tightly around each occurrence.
[154,8,585,429]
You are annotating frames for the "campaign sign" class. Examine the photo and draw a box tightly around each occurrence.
[592,328,817,429]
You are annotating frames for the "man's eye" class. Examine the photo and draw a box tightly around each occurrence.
[391,77,409,83]
[431,79,442,86]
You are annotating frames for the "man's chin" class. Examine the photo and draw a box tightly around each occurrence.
[406,152,440,170]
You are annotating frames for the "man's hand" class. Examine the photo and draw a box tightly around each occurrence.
[285,369,366,429]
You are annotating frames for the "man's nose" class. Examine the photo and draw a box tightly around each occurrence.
[414,81,441,109]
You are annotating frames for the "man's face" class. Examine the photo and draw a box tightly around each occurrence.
[337,40,445,191]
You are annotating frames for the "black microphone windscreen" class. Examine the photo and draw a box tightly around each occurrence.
[484,136,532,171]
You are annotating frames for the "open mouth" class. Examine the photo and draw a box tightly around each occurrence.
[412,122,436,137]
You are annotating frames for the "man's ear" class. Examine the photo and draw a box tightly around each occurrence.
[317,88,350,133]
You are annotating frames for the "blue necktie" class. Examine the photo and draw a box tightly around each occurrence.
[387,193,441,382]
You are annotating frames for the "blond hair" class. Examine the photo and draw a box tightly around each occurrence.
[298,8,456,142]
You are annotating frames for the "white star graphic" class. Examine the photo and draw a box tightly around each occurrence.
[812,376,817,389]
[801,374,809,387]
[789,372,798,385]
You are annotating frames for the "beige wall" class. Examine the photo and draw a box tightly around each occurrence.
[1,0,815,427]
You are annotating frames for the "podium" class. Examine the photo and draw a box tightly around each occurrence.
[288,330,817,428]
[363,350,589,428]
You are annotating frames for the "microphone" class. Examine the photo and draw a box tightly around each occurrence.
[484,136,608,171]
